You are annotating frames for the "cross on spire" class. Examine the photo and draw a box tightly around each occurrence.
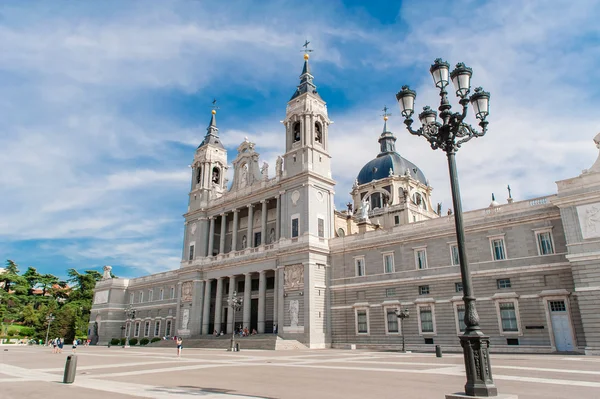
[302,40,313,54]
[210,98,219,112]
[381,105,392,119]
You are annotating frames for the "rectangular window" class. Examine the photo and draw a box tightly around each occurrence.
[499,302,518,332]
[149,290,153,302]
[497,278,511,289]
[549,300,566,312]
[356,310,368,334]
[355,257,365,277]
[170,287,175,299]
[456,304,466,332]
[419,306,434,333]
[291,218,299,238]
[318,218,324,238]
[491,238,506,260]
[415,249,427,270]
[383,253,394,273]
[129,293,134,304]
[165,320,172,337]
[450,244,460,266]
[134,322,140,337]
[254,232,261,247]
[386,309,399,333]
[455,282,463,292]
[139,291,144,303]
[159,289,164,301]
[144,321,150,337]
[154,321,161,337]
[394,215,400,225]
[419,285,430,295]
[385,288,396,297]
[537,231,554,255]
[189,244,195,261]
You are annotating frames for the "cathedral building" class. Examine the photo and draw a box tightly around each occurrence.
[90,54,600,355]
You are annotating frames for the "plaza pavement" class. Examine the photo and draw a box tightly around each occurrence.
[1,345,600,399]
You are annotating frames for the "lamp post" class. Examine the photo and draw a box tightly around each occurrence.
[396,59,497,397]
[395,308,410,353]
[227,291,243,352]
[124,305,136,348]
[44,313,55,346]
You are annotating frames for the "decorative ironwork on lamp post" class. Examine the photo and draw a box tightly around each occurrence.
[227,291,243,352]
[394,308,409,353]
[396,59,497,397]
[45,313,55,345]
[124,305,136,348]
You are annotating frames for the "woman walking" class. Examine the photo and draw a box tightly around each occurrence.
[176,337,183,358]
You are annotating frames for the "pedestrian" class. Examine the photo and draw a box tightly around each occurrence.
[72,339,78,353]
[52,338,58,354]
[58,338,64,353]
[176,337,183,358]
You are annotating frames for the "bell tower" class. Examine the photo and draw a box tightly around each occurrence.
[282,52,332,179]
[189,108,228,211]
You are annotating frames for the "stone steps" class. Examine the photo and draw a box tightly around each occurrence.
[149,335,307,350]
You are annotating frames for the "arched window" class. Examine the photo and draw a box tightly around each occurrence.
[196,166,202,184]
[315,122,322,143]
[370,192,382,210]
[293,122,301,142]
[212,167,220,184]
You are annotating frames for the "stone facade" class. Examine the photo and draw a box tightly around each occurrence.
[90,55,600,354]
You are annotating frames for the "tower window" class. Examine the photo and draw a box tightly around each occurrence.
[293,122,301,142]
[196,167,202,184]
[315,122,322,143]
[212,167,220,184]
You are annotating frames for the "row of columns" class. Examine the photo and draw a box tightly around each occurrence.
[198,270,279,335]
[205,193,283,257]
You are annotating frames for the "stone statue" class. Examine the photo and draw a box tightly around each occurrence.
[585,132,600,173]
[269,228,275,244]
[181,281,193,302]
[389,168,394,177]
[352,179,359,190]
[182,309,190,330]
[276,156,283,177]
[102,265,112,280]
[261,162,269,179]
[447,208,453,216]
[437,202,442,215]
[360,197,370,220]
[240,164,248,187]
[289,300,299,327]
[346,202,353,215]
[212,169,219,184]
[242,235,247,249]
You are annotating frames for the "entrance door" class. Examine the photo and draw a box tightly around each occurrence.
[549,300,574,352]
[222,307,229,334]
[251,298,259,332]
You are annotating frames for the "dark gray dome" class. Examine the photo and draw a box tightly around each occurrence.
[357,152,427,185]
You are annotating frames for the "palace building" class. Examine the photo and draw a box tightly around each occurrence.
[90,54,600,355]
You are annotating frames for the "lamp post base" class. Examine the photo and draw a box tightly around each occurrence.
[446,393,517,399]
[460,332,497,397]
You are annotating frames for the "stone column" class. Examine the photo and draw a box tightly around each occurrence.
[231,209,239,252]
[201,279,212,335]
[174,281,182,334]
[261,200,267,245]
[243,272,252,329]
[275,193,282,241]
[258,270,267,333]
[190,280,205,336]
[247,204,254,248]
[273,269,279,331]
[207,216,215,257]
[219,213,227,254]
[226,275,236,334]
[214,277,224,334]
[277,266,285,335]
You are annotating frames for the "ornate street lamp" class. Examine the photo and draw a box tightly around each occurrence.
[396,59,496,397]
[227,291,243,352]
[124,305,136,348]
[394,308,410,353]
[45,313,55,346]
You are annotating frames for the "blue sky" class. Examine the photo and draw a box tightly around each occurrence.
[1,0,599,279]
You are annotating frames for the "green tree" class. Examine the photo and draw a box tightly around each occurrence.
[0,260,27,293]
[21,303,38,326]
[39,273,59,297]
[22,267,41,295]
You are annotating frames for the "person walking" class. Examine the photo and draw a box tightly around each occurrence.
[176,337,183,358]
[58,338,63,353]
[72,339,78,353]
[52,338,58,354]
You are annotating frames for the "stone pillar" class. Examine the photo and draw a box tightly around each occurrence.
[174,281,182,333]
[201,279,212,335]
[226,275,236,334]
[258,270,267,333]
[277,266,285,335]
[219,213,227,254]
[243,272,252,329]
[273,269,279,330]
[261,200,267,245]
[247,204,254,248]
[214,277,223,334]
[231,209,239,252]
[275,193,281,241]
[189,279,205,337]
[207,216,215,257]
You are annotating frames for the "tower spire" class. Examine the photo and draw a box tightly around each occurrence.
[198,99,224,149]
[290,41,320,100]
[378,106,396,154]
